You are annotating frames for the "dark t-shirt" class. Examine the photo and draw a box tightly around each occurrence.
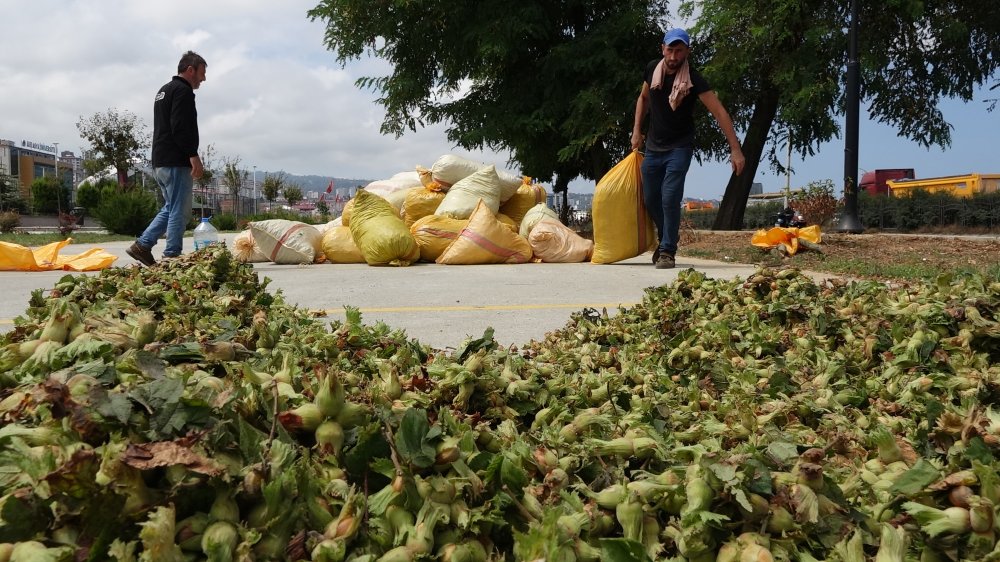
[642,59,710,152]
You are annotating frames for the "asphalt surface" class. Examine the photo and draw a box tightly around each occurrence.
[1,233,764,350]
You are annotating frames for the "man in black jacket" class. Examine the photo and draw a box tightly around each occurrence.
[128,51,207,266]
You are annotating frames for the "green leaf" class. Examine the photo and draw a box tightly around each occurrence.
[499,455,528,491]
[745,458,773,495]
[237,417,267,463]
[964,437,994,464]
[889,458,941,495]
[344,423,390,478]
[766,441,799,466]
[96,391,133,425]
[0,493,53,541]
[599,538,652,562]
[395,408,437,468]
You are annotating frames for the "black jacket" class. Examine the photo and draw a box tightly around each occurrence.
[151,76,199,168]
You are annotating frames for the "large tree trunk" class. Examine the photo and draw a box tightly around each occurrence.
[712,87,781,230]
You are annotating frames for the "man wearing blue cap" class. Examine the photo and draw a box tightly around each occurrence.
[631,28,745,269]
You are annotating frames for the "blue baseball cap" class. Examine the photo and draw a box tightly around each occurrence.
[663,28,690,46]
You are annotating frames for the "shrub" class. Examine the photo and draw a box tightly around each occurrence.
[75,181,103,210]
[93,190,159,236]
[211,213,238,231]
[790,179,840,227]
[0,211,20,233]
[31,176,71,214]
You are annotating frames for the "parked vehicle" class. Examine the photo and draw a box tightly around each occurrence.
[859,168,915,196]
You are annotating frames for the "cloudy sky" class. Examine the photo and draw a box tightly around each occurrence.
[2,1,997,198]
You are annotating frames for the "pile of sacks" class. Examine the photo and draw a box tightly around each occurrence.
[233,154,595,266]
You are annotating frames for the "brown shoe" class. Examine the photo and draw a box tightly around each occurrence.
[126,242,156,266]
[652,248,660,264]
[654,253,675,269]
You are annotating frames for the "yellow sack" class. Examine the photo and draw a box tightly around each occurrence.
[750,225,823,256]
[435,165,503,219]
[403,186,447,227]
[519,203,560,237]
[410,215,468,262]
[591,151,657,264]
[341,198,355,226]
[437,200,533,265]
[322,226,366,263]
[496,213,518,232]
[349,189,420,266]
[528,219,594,263]
[500,181,547,226]
[0,239,117,271]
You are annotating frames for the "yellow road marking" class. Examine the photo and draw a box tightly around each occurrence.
[314,302,637,315]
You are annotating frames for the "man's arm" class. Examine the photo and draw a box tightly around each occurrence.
[190,155,204,180]
[631,82,650,151]
[698,90,745,175]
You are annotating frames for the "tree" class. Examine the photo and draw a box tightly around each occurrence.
[307,0,667,192]
[196,143,217,194]
[0,171,25,213]
[221,156,249,218]
[316,200,330,219]
[76,108,151,189]
[283,186,304,208]
[683,0,1000,229]
[261,172,287,209]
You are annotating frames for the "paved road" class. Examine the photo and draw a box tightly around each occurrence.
[1,234,763,350]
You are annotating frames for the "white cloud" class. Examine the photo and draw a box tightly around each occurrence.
[2,0,994,197]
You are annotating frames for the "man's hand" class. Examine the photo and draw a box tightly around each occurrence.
[730,148,746,175]
[190,156,204,180]
[630,130,644,152]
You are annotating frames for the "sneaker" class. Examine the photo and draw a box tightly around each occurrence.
[126,242,156,267]
[652,248,660,264]
[654,253,675,269]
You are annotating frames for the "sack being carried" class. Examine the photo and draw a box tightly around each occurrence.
[590,151,656,264]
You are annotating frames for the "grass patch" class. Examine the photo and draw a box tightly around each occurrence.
[0,232,135,246]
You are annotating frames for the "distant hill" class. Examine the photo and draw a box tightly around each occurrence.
[252,172,374,194]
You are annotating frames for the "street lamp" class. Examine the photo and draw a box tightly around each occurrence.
[253,165,257,214]
[53,142,62,216]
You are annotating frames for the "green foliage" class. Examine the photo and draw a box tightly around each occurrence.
[685,201,783,230]
[74,182,103,210]
[283,186,304,207]
[0,211,20,233]
[0,172,27,213]
[211,213,239,232]
[307,0,665,189]
[859,191,1000,231]
[260,172,286,203]
[93,190,159,236]
[76,108,150,188]
[30,176,71,214]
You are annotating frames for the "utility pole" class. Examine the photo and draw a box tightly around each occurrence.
[253,165,257,214]
[53,142,62,217]
[836,0,864,233]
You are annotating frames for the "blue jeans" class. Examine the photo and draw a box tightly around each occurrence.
[137,167,193,257]
[640,148,693,255]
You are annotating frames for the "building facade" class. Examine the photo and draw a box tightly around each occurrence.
[0,137,78,202]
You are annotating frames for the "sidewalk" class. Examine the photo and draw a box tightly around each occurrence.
[1,234,766,350]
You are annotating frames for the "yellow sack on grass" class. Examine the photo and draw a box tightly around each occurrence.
[322,226,366,263]
[519,203,560,237]
[410,215,468,262]
[0,239,117,271]
[250,219,323,264]
[403,186,447,227]
[434,165,504,219]
[350,189,420,266]
[591,151,657,264]
[750,225,823,256]
[500,181,547,226]
[528,219,594,263]
[437,200,533,265]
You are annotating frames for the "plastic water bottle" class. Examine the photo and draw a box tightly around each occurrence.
[193,217,219,250]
